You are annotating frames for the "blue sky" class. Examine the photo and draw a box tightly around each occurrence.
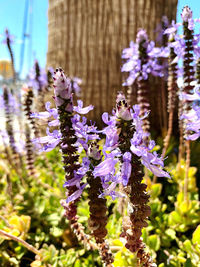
[0,0,199,79]
[0,0,48,78]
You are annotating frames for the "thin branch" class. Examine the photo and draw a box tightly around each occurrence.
[0,229,40,255]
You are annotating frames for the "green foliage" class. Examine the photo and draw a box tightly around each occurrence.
[1,146,200,266]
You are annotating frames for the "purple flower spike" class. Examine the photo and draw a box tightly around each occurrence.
[122,30,166,87]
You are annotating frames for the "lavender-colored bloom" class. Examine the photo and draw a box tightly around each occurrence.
[66,183,87,203]
[0,130,25,155]
[93,155,118,177]
[88,142,102,160]
[121,152,132,186]
[70,77,82,96]
[0,92,20,114]
[122,30,166,86]
[99,181,124,200]
[90,96,170,200]
[164,20,181,35]
[116,96,132,121]
[53,68,72,107]
[32,128,61,152]
[129,105,170,178]
[64,157,90,188]
[1,28,14,44]
[136,29,148,46]
[28,61,48,92]
[31,102,59,127]
[181,6,193,22]
[181,104,200,140]
[180,86,200,101]
[73,100,93,114]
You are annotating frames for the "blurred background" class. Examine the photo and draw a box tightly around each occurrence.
[0,0,200,133]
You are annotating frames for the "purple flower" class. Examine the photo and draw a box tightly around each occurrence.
[0,92,20,114]
[53,68,72,106]
[122,41,137,59]
[73,100,93,114]
[164,20,180,35]
[88,142,102,160]
[70,77,82,96]
[116,94,132,121]
[64,157,90,188]
[31,102,59,127]
[181,6,193,22]
[180,86,200,101]
[136,29,148,46]
[28,61,48,91]
[32,128,61,152]
[122,30,165,86]
[182,104,200,141]
[99,181,124,200]
[121,152,132,186]
[66,183,87,203]
[1,28,14,44]
[93,154,118,177]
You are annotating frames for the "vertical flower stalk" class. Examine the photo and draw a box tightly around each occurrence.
[35,61,45,111]
[196,58,200,84]
[122,30,165,135]
[4,29,16,82]
[25,124,35,176]
[87,142,113,266]
[53,68,79,219]
[182,6,195,201]
[3,87,18,160]
[162,33,178,157]
[53,68,94,249]
[158,16,169,133]
[136,30,150,141]
[94,93,169,265]
[115,96,153,266]
[24,87,39,138]
[178,90,184,162]
[23,88,37,177]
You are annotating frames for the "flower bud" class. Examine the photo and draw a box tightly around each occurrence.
[181,6,192,22]
[88,142,101,161]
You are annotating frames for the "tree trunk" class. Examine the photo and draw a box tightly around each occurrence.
[47,0,178,129]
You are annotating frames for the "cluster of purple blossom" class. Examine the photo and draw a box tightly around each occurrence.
[0,90,20,114]
[32,69,170,203]
[121,6,200,145]
[180,86,200,140]
[121,29,168,86]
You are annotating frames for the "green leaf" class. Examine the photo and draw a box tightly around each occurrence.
[148,235,160,251]
[50,226,63,237]
[168,211,182,224]
[184,258,193,267]
[165,229,176,240]
[151,184,162,198]
[183,240,192,253]
[192,225,200,245]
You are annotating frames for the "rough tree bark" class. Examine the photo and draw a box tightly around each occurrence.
[47,0,178,129]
